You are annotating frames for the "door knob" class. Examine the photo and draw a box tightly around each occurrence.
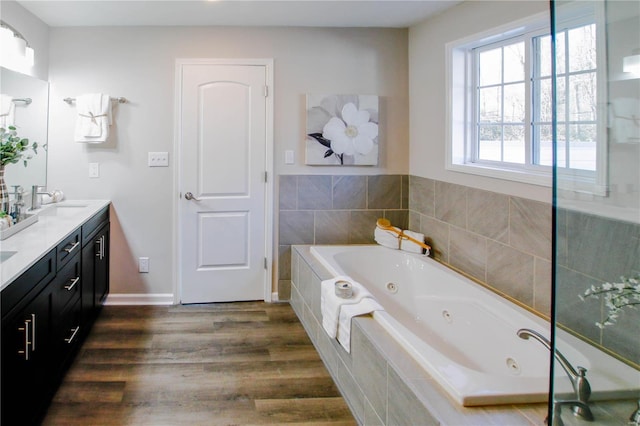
[184,192,200,201]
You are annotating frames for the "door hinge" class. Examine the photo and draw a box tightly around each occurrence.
[264,171,268,182]
[264,86,269,97]
[264,257,268,269]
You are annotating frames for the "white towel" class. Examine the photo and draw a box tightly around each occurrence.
[321,276,373,338]
[400,230,426,254]
[0,94,15,128]
[336,298,384,352]
[74,93,112,143]
[374,226,401,250]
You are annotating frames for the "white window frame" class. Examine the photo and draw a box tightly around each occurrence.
[446,6,608,194]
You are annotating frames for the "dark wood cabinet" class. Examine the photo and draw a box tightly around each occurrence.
[81,221,110,331]
[1,206,110,426]
[1,283,54,426]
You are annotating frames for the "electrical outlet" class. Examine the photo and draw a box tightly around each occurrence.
[89,162,100,178]
[148,152,169,167]
[139,257,149,273]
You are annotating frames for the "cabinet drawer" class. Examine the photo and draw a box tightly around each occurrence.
[57,298,82,362]
[1,249,56,320]
[82,207,109,246]
[52,257,81,313]
[57,229,81,271]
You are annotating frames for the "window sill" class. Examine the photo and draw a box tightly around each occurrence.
[446,162,552,187]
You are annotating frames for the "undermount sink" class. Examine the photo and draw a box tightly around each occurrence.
[37,204,88,217]
[0,250,18,263]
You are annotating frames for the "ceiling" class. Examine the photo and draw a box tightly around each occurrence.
[16,0,462,28]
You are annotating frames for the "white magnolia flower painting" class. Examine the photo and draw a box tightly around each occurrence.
[305,94,379,166]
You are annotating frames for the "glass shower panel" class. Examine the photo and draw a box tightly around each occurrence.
[552,0,640,424]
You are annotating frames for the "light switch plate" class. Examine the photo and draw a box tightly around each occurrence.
[89,162,99,178]
[285,150,294,164]
[148,152,169,167]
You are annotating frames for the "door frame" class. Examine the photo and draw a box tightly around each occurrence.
[173,58,274,304]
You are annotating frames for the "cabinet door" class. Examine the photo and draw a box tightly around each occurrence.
[81,239,96,324]
[81,222,110,326]
[95,223,110,307]
[1,287,53,426]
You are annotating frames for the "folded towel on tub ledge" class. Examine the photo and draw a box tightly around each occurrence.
[321,275,372,338]
[320,275,384,352]
[337,298,383,352]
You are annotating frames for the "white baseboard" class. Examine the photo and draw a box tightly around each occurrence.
[271,292,279,302]
[105,293,175,306]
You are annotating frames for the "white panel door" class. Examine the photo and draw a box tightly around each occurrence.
[179,63,267,303]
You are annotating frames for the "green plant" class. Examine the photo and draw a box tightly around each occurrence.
[0,126,38,167]
[580,275,640,328]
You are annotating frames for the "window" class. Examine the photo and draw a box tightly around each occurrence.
[447,9,606,192]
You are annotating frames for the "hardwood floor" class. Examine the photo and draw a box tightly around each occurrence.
[42,303,356,426]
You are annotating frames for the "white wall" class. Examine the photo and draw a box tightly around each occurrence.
[0,0,49,80]
[408,1,552,203]
[46,26,409,297]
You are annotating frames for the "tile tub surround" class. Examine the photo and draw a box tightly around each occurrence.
[291,245,638,426]
[407,175,553,316]
[279,174,636,365]
[556,208,640,366]
[278,174,409,300]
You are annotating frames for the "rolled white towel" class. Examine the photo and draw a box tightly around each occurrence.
[374,226,400,250]
[400,230,426,254]
[41,194,54,205]
[51,190,64,203]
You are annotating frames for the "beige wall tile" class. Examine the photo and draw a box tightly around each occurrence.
[449,227,486,282]
[486,240,534,306]
[510,197,552,260]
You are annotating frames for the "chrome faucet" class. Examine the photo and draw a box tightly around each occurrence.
[31,185,52,210]
[517,328,594,423]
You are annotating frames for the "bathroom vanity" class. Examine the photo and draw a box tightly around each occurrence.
[0,200,110,426]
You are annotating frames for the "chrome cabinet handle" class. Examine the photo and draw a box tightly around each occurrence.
[65,277,80,291]
[184,192,200,201]
[65,326,80,344]
[64,241,80,254]
[95,236,105,259]
[18,318,32,360]
[31,314,36,352]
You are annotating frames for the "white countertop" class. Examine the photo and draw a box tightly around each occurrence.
[0,200,111,291]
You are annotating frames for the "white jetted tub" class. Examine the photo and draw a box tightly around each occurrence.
[311,245,640,406]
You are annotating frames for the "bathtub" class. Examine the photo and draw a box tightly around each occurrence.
[310,245,640,407]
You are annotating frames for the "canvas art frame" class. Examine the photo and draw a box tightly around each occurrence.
[305,94,379,166]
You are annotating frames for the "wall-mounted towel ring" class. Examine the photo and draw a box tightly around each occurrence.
[64,97,127,104]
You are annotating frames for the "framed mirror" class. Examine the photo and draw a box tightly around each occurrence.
[1,66,48,195]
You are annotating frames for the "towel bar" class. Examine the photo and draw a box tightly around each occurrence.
[12,98,32,105]
[64,97,127,104]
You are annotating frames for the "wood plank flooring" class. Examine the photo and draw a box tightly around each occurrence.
[42,303,356,426]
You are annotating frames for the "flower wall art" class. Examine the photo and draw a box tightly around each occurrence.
[305,94,379,166]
